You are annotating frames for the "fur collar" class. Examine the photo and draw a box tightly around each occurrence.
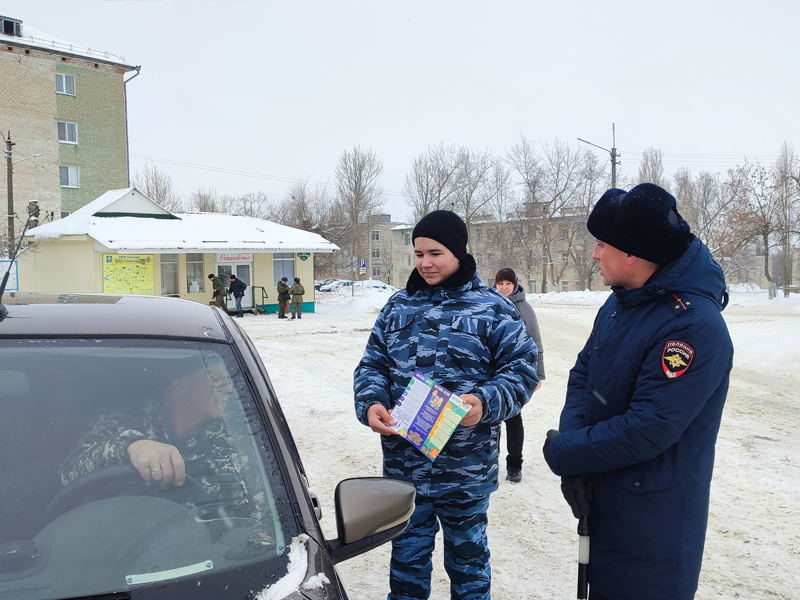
[405,254,478,295]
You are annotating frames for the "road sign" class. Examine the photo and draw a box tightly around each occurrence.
[359,259,366,275]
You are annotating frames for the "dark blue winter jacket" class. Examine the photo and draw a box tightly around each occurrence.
[354,257,538,496]
[545,237,734,600]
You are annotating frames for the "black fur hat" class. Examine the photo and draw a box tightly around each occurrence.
[587,183,692,264]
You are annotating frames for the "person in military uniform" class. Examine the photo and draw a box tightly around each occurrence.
[288,277,305,319]
[59,358,255,519]
[208,273,226,309]
[276,277,290,319]
[354,210,538,600]
[542,184,734,600]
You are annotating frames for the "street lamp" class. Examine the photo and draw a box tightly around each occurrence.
[578,123,620,188]
[5,129,41,257]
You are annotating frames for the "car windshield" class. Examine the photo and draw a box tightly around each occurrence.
[0,338,299,599]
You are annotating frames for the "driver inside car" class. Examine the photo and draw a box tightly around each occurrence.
[59,357,256,519]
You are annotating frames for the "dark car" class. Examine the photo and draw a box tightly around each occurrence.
[0,293,414,600]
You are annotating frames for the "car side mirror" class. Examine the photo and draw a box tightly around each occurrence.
[327,477,415,564]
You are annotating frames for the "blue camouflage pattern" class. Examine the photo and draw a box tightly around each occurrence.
[390,492,491,600]
[354,270,538,496]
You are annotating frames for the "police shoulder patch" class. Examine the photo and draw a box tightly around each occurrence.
[662,340,694,379]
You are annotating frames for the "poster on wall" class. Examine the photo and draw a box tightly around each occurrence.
[103,254,155,295]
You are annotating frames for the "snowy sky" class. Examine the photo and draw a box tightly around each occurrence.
[5,0,799,222]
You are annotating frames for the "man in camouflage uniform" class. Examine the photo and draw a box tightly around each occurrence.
[288,277,305,319]
[276,277,290,319]
[208,273,226,309]
[60,359,255,518]
[354,210,538,600]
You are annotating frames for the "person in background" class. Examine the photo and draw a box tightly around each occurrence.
[276,277,290,319]
[493,267,544,483]
[208,273,225,310]
[229,274,247,318]
[354,210,538,600]
[542,183,734,600]
[288,277,305,319]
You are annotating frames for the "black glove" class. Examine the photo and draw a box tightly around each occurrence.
[542,429,560,462]
[561,475,593,519]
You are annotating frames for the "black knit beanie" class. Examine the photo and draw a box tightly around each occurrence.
[412,210,468,260]
[587,183,692,264]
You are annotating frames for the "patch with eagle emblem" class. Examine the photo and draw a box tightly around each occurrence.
[662,341,694,379]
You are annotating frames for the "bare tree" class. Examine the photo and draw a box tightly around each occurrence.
[335,145,385,273]
[774,143,800,292]
[637,147,670,190]
[732,160,784,297]
[131,162,183,212]
[188,185,236,213]
[235,191,270,219]
[453,148,500,239]
[403,143,464,221]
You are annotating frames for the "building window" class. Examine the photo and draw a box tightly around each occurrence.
[160,254,179,295]
[488,255,497,267]
[186,253,205,293]
[372,266,381,277]
[529,279,537,293]
[371,230,380,242]
[56,73,75,95]
[404,233,410,246]
[273,252,295,283]
[406,254,411,266]
[475,228,482,242]
[561,252,569,264]
[59,166,79,188]
[562,281,569,292]
[57,121,78,144]
[60,211,73,219]
[372,247,380,259]
[475,256,483,267]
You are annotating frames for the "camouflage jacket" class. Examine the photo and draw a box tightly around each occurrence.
[211,276,225,297]
[288,283,305,300]
[354,256,538,496]
[59,402,258,518]
[276,281,290,300]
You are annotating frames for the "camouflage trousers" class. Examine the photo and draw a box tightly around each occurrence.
[389,491,491,600]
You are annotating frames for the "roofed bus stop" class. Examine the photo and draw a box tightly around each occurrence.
[17,188,339,314]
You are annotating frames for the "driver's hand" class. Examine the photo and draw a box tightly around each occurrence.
[127,440,186,489]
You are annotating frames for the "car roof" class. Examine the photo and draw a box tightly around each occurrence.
[0,293,230,341]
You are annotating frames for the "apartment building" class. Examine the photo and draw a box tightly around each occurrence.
[0,15,138,246]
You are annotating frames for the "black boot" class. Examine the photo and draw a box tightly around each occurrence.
[290,315,295,320]
[298,314,302,319]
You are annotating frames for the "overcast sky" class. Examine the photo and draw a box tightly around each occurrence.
[6,0,799,222]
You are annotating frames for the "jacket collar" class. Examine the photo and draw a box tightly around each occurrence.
[406,254,479,296]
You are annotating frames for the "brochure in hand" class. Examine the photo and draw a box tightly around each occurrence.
[391,370,471,461]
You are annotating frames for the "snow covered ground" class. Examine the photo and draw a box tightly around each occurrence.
[240,286,800,600]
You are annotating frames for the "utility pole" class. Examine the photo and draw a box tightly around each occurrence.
[578,123,621,188]
[5,131,15,259]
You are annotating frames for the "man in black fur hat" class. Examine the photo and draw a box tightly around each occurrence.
[543,183,734,600]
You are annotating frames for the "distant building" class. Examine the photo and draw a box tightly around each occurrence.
[19,188,339,313]
[0,15,138,234]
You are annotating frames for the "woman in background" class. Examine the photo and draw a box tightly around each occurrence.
[494,267,545,483]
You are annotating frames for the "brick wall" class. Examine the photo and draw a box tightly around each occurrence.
[0,42,131,228]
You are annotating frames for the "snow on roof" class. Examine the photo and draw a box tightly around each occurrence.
[0,24,135,69]
[29,188,340,254]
